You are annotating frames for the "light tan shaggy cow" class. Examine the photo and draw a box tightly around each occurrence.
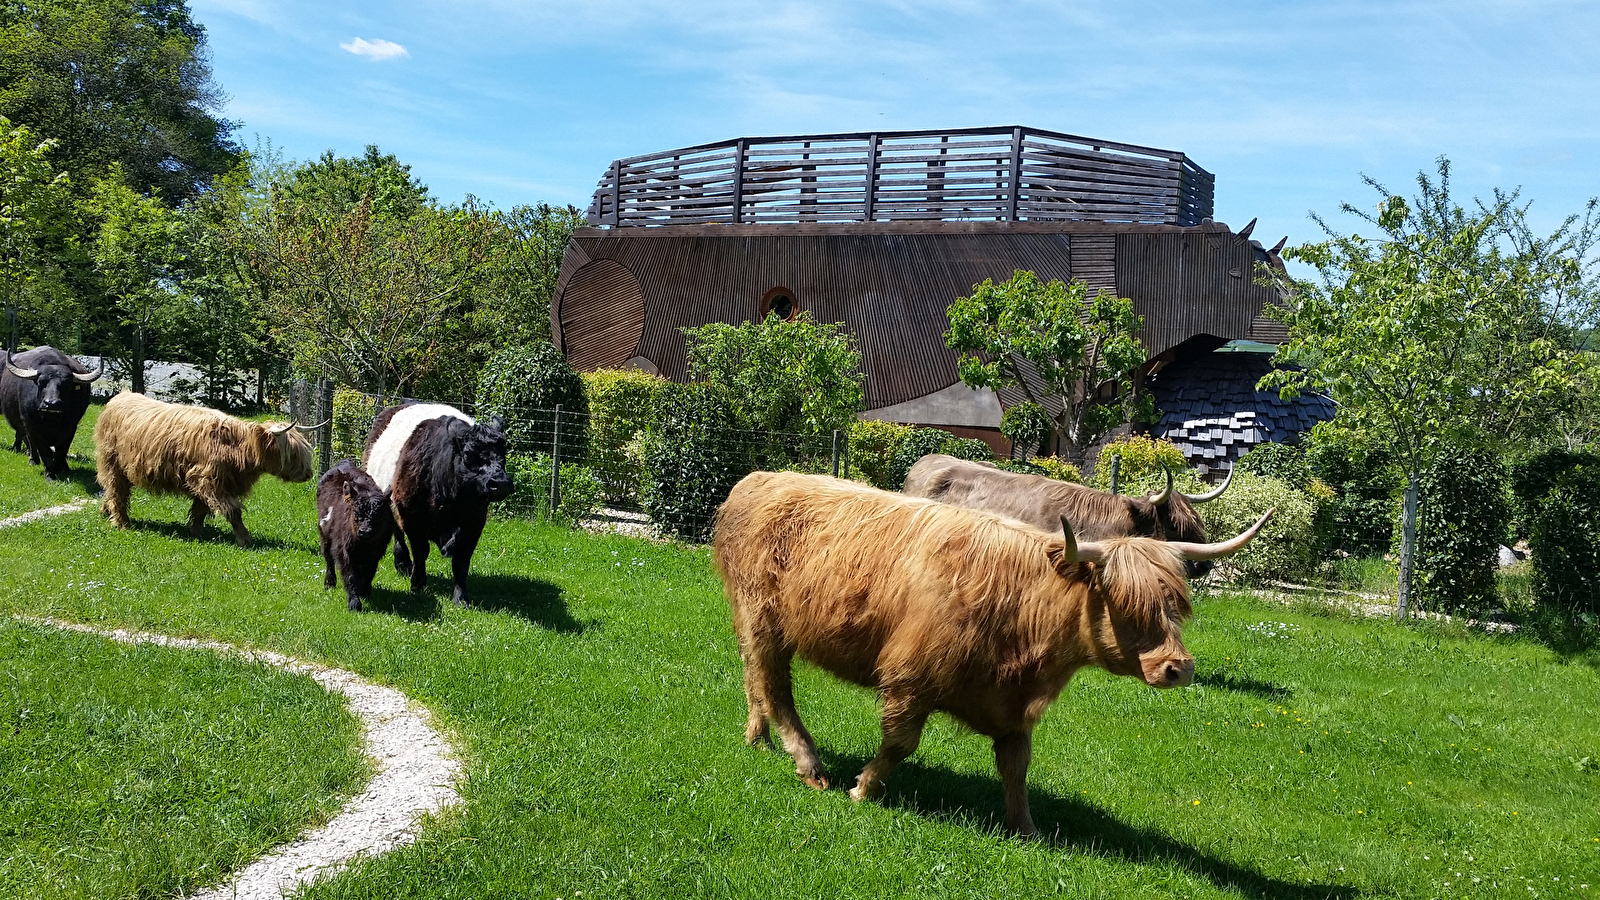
[95,391,316,547]
[713,471,1270,835]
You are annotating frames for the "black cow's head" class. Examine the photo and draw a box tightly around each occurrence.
[445,414,513,502]
[345,480,394,543]
[4,350,102,413]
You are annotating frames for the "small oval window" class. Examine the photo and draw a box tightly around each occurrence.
[760,286,797,322]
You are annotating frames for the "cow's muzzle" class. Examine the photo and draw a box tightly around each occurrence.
[1143,655,1195,688]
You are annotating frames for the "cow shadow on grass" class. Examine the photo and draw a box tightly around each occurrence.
[123,517,308,553]
[465,573,586,634]
[359,585,441,623]
[1194,670,1294,701]
[820,752,1360,900]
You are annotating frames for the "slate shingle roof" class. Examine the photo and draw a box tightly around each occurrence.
[1147,351,1335,476]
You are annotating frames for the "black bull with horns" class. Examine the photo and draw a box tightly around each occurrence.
[2,347,103,480]
[902,454,1235,577]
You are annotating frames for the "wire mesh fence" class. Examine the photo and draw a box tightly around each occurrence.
[306,383,848,542]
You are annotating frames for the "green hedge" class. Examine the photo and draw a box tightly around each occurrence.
[1511,449,1600,538]
[1197,471,1321,584]
[847,420,913,490]
[883,427,993,491]
[583,368,666,504]
[1305,426,1402,556]
[500,453,606,526]
[475,343,588,462]
[331,387,381,464]
[1089,435,1187,490]
[1411,448,1509,617]
[640,383,749,542]
[1527,458,1600,617]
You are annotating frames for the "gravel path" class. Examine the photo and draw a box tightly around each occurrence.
[0,498,90,529]
[20,617,463,899]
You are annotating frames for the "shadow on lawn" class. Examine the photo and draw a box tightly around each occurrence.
[818,752,1360,900]
[121,517,311,553]
[466,573,586,633]
[1193,670,1294,701]
[360,585,441,622]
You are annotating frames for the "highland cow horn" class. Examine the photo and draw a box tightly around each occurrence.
[4,350,39,381]
[1181,464,1234,503]
[72,357,104,383]
[295,417,331,431]
[1063,515,1117,565]
[268,420,296,434]
[1238,218,1256,239]
[1146,465,1174,506]
[1169,508,1276,560]
[1271,236,1288,254]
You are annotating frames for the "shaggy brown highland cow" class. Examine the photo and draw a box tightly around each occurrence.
[713,471,1270,835]
[95,391,316,547]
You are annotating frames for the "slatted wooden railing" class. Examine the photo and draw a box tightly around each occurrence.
[586,126,1213,228]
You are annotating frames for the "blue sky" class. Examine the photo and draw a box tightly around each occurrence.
[191,0,1598,247]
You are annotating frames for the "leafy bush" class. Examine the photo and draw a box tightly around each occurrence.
[1197,471,1321,584]
[331,387,381,463]
[682,312,864,436]
[996,455,1083,483]
[1528,459,1600,618]
[1000,402,1051,458]
[883,427,993,491]
[1305,424,1402,555]
[1410,448,1509,617]
[640,383,749,542]
[583,368,666,503]
[848,420,913,489]
[501,453,606,526]
[475,343,588,463]
[1237,442,1313,490]
[1511,449,1600,538]
[1089,435,1187,490]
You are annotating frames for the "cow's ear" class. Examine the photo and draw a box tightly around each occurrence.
[486,414,505,434]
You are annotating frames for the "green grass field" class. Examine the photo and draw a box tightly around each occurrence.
[1,407,1597,898]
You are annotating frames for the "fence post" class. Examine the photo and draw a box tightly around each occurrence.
[831,430,841,478]
[317,378,334,475]
[1109,455,1120,495]
[549,404,563,515]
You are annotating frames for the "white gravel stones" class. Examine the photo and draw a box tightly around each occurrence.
[20,617,462,900]
[0,498,90,529]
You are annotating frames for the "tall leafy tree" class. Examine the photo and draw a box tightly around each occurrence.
[1262,159,1600,615]
[944,270,1152,463]
[0,0,239,203]
[86,165,187,392]
[0,116,76,347]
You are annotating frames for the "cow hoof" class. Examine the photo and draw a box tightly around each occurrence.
[395,561,412,577]
[847,776,879,802]
[348,597,363,612]
[802,773,830,791]
[323,574,337,588]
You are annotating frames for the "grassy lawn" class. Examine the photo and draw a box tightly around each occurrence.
[1,409,1597,898]
[0,402,102,517]
[0,620,369,899]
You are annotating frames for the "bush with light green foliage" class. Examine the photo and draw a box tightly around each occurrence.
[1090,435,1187,489]
[330,387,381,463]
[501,452,605,526]
[1029,455,1083,483]
[883,427,993,491]
[582,368,666,503]
[1196,470,1320,584]
[847,420,913,489]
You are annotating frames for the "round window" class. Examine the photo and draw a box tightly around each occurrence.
[760,286,798,322]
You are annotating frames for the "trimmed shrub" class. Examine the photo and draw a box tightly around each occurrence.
[641,383,749,542]
[331,387,381,463]
[848,420,913,489]
[1237,442,1313,490]
[475,343,588,463]
[1000,402,1051,458]
[1527,458,1600,617]
[1197,471,1320,584]
[1511,449,1600,538]
[500,453,606,526]
[1305,425,1402,556]
[883,427,993,491]
[583,368,666,503]
[1410,448,1509,617]
[995,455,1083,483]
[1089,435,1187,490]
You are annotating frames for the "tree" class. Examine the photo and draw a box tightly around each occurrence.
[1261,158,1600,616]
[944,270,1152,463]
[86,166,187,392]
[682,311,864,436]
[0,0,240,204]
[279,145,430,221]
[0,116,76,347]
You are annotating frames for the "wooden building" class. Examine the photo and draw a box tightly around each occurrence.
[551,126,1312,458]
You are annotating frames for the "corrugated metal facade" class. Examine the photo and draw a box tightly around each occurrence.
[552,221,1283,412]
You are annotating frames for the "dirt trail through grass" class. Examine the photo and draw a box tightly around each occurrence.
[21,616,462,900]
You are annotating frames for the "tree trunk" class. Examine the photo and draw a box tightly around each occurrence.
[1397,472,1419,619]
[130,328,146,395]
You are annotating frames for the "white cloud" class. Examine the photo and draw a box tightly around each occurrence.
[340,37,410,61]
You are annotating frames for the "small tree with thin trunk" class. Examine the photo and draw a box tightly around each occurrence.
[944,270,1152,464]
[1261,159,1599,617]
